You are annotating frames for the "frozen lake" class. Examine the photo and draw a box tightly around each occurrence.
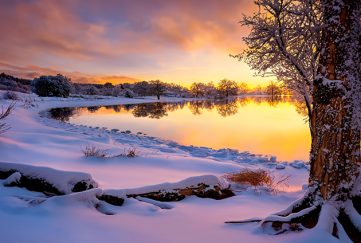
[50,96,311,162]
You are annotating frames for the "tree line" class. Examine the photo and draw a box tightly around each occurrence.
[1,72,287,100]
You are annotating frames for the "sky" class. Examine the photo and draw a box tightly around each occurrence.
[0,0,272,86]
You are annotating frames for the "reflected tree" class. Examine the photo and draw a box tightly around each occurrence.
[188,101,204,115]
[132,103,168,119]
[216,99,239,117]
[50,107,77,122]
[87,106,101,113]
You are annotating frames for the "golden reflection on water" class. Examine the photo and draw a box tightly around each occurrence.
[56,97,311,162]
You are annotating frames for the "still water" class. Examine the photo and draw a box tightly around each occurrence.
[51,96,311,162]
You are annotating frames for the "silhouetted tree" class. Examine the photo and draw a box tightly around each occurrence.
[190,82,205,98]
[217,79,239,98]
[149,80,166,100]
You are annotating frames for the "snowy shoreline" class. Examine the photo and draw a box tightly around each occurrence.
[0,92,320,243]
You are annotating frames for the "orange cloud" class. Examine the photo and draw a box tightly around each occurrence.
[0,62,139,84]
[0,1,266,85]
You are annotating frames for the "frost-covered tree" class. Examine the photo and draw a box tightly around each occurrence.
[238,82,249,95]
[190,82,205,98]
[230,0,361,240]
[31,74,72,98]
[84,86,99,96]
[217,79,239,98]
[149,80,166,100]
[237,0,322,124]
[133,81,150,96]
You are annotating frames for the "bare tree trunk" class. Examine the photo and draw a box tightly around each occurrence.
[309,0,361,200]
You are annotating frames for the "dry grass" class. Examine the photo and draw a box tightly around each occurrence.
[125,147,138,158]
[82,145,138,159]
[82,145,109,158]
[224,168,290,192]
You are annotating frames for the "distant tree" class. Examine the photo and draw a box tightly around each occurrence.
[238,82,249,95]
[124,89,134,98]
[217,79,239,98]
[111,85,123,97]
[133,81,150,96]
[265,81,282,97]
[190,82,205,98]
[149,80,166,100]
[203,82,217,97]
[84,86,99,95]
[31,74,72,97]
[103,82,114,89]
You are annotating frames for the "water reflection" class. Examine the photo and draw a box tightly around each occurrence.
[51,96,308,121]
[49,96,310,161]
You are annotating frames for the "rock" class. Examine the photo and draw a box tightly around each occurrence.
[128,183,234,202]
[97,194,125,206]
[275,164,286,170]
[72,181,95,192]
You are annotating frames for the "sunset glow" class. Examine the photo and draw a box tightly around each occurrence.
[0,0,272,86]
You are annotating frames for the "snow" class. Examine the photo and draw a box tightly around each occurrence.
[0,91,338,242]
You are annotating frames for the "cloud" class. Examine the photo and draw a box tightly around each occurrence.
[0,0,258,83]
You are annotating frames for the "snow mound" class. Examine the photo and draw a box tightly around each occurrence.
[0,162,98,194]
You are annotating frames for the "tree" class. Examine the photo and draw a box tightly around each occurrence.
[217,79,239,98]
[236,0,322,127]
[265,81,283,97]
[203,82,217,97]
[103,82,114,89]
[190,82,205,98]
[149,80,166,100]
[31,74,72,97]
[229,0,361,240]
[84,86,99,95]
[238,82,249,95]
[133,81,150,96]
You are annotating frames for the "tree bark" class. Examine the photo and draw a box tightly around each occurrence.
[309,0,361,200]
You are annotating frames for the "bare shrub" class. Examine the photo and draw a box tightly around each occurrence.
[22,97,37,109]
[3,91,19,100]
[82,145,108,158]
[224,169,290,193]
[82,145,138,159]
[125,148,137,157]
[0,102,16,134]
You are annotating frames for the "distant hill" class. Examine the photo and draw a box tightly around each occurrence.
[0,62,139,85]
[0,73,31,93]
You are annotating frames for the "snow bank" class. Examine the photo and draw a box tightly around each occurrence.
[0,162,98,194]
[103,175,233,202]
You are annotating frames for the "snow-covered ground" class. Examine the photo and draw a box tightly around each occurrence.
[0,92,338,242]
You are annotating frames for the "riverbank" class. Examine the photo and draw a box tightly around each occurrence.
[0,92,333,243]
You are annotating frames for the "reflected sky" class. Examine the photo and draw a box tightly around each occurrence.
[51,97,311,162]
